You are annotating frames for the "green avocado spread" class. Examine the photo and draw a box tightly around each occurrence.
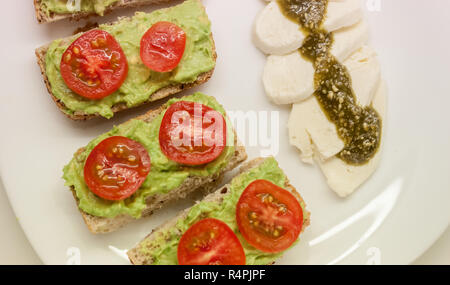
[40,0,120,16]
[138,157,309,265]
[44,0,216,118]
[63,93,235,219]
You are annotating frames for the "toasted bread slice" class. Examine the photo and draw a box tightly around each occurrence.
[127,157,311,265]
[35,1,216,121]
[34,0,173,24]
[69,95,247,234]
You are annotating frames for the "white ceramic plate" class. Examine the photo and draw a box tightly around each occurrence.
[1,0,449,265]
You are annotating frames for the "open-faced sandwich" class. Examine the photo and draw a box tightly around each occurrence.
[128,157,310,265]
[36,0,216,120]
[63,93,247,233]
[34,0,173,23]
[254,0,387,197]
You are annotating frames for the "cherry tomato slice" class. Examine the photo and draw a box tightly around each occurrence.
[60,29,128,100]
[236,180,303,253]
[83,136,151,201]
[140,21,186,73]
[177,218,246,265]
[159,101,227,166]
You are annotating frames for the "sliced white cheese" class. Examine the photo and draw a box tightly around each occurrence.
[289,95,344,163]
[332,20,370,62]
[346,45,381,106]
[316,81,387,198]
[324,0,363,32]
[254,0,363,55]
[288,120,315,164]
[288,45,381,161]
[263,51,316,105]
[253,1,305,56]
[263,20,369,105]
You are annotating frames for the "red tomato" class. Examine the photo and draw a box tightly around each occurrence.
[60,29,128,100]
[236,180,303,253]
[177,218,246,265]
[140,21,186,72]
[159,101,227,166]
[83,136,151,201]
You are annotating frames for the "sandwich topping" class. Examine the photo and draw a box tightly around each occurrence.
[60,29,129,100]
[159,101,227,166]
[60,21,187,99]
[139,158,309,265]
[83,136,151,201]
[63,93,235,218]
[140,21,187,73]
[175,179,303,265]
[277,0,382,165]
[45,0,215,118]
[236,179,303,253]
[40,0,120,17]
[177,218,246,265]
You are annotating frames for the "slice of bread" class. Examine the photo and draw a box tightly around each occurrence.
[70,96,247,234]
[127,157,311,265]
[35,1,216,121]
[34,0,173,24]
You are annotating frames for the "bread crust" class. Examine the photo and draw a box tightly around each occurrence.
[127,157,311,265]
[35,3,217,121]
[69,96,247,234]
[34,0,173,24]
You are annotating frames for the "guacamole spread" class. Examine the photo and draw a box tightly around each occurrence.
[40,0,120,16]
[45,0,216,118]
[138,157,309,265]
[63,93,235,218]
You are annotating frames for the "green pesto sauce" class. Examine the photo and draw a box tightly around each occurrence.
[138,157,309,265]
[45,0,216,119]
[62,93,235,219]
[40,0,120,16]
[277,0,382,165]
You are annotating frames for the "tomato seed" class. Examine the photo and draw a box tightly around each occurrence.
[97,37,106,46]
[91,39,99,48]
[64,53,72,63]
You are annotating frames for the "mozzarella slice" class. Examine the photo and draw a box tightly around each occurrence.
[254,0,363,55]
[288,45,381,161]
[332,20,370,62]
[264,21,370,105]
[289,95,344,163]
[263,52,315,105]
[324,0,363,32]
[253,1,305,56]
[316,81,387,197]
[346,45,381,106]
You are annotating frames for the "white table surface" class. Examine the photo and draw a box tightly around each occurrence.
[0,183,448,265]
